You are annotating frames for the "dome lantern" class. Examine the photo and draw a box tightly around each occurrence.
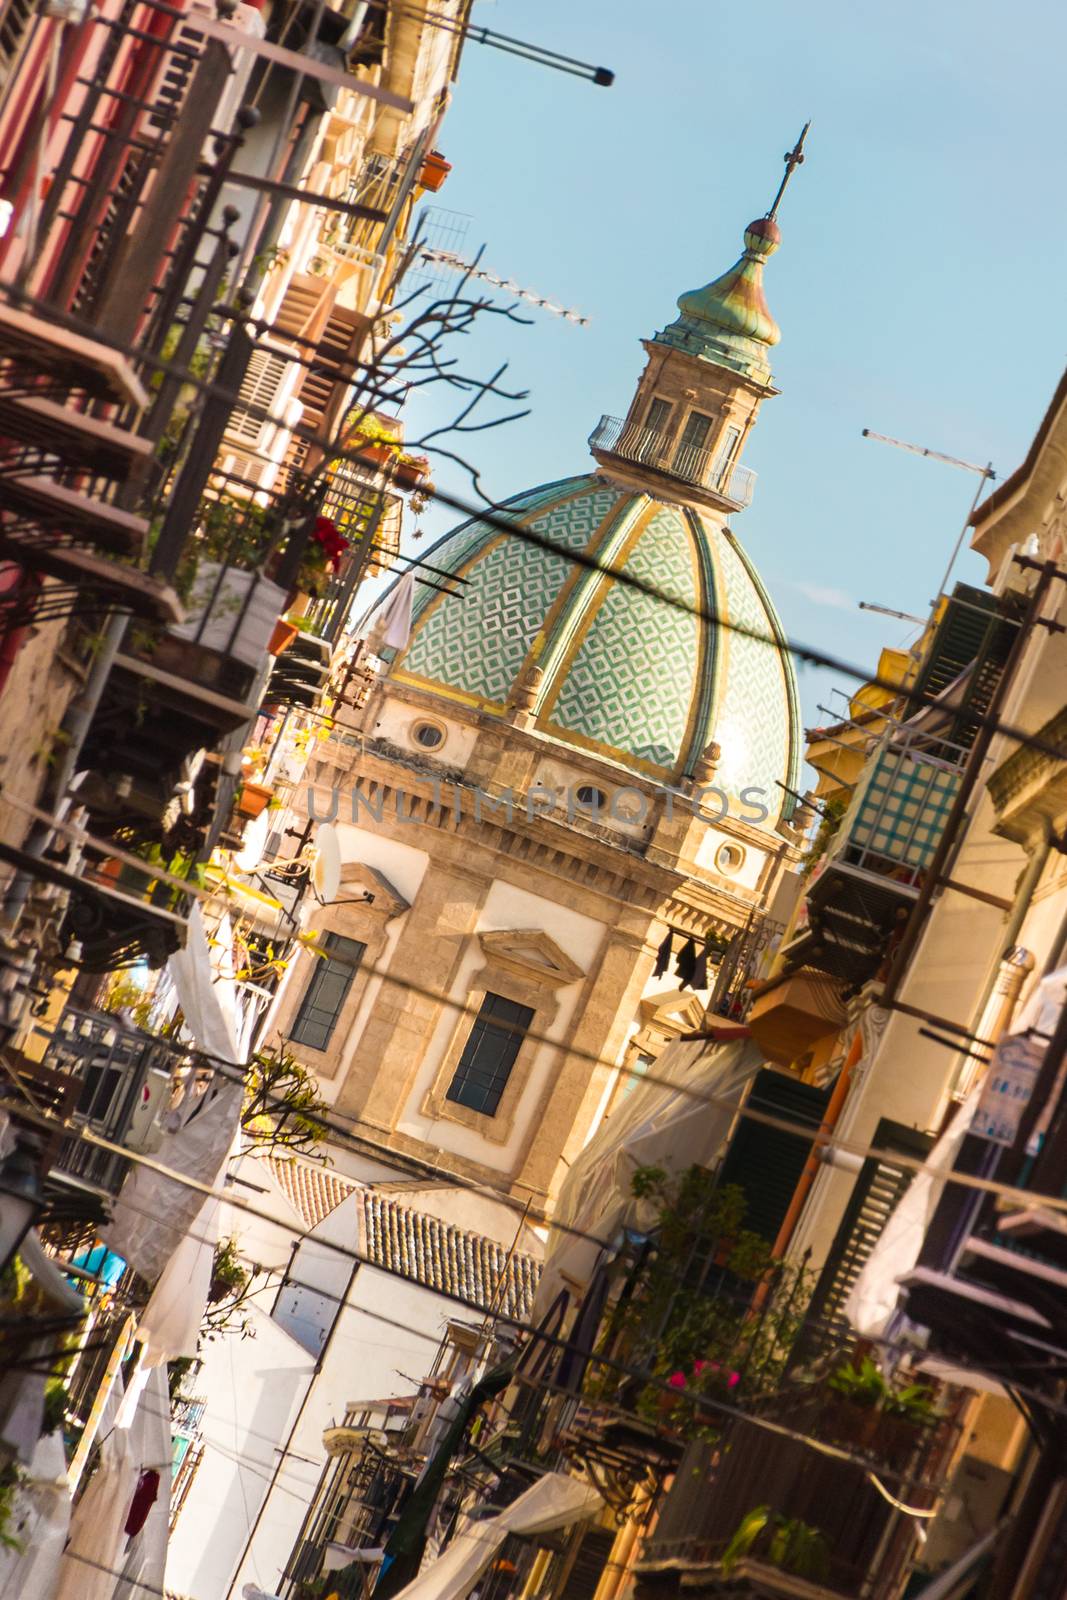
[589,125,810,513]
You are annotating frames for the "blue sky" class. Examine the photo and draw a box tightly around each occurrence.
[387,0,1067,730]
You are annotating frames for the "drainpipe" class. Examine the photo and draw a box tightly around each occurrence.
[766,1023,867,1262]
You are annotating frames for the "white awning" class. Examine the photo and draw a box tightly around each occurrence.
[533,1029,761,1317]
[385,1474,603,1600]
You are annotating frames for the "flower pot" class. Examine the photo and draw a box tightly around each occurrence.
[419,151,451,192]
[395,455,430,490]
[826,1397,881,1452]
[169,563,289,669]
[268,619,300,656]
[235,781,272,820]
[353,440,393,469]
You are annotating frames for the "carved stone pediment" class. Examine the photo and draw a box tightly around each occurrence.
[338,862,410,920]
[638,987,707,1033]
[477,928,585,989]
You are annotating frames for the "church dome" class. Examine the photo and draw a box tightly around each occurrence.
[385,475,801,827]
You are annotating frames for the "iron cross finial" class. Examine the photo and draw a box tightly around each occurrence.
[767,122,811,222]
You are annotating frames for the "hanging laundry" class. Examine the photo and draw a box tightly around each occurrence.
[675,937,698,988]
[653,929,673,978]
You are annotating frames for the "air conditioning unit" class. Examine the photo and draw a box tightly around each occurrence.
[123,1066,172,1154]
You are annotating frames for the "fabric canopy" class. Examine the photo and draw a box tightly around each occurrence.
[533,1030,762,1316]
[103,1076,242,1283]
[385,1474,603,1600]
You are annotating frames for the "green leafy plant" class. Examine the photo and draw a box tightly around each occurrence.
[0,1465,23,1552]
[882,1381,938,1424]
[721,1506,829,1581]
[241,1044,330,1158]
[827,1355,887,1408]
[208,1237,250,1306]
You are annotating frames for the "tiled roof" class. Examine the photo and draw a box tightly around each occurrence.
[359,1189,541,1324]
[264,1158,541,1322]
[267,1157,359,1229]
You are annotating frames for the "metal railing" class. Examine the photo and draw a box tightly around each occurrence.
[589,414,756,507]
[46,1006,178,1193]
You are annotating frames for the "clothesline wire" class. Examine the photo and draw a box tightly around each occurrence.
[13,1091,1067,1431]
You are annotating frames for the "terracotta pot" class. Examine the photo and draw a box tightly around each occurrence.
[419,151,451,192]
[235,781,272,820]
[353,440,392,468]
[394,456,429,489]
[268,618,300,656]
[826,1397,881,1452]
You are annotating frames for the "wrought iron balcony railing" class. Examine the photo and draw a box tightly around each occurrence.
[45,1006,177,1193]
[588,414,756,507]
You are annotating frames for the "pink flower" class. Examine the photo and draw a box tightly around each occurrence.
[667,1371,687,1390]
[692,1360,708,1376]
[727,1372,740,1389]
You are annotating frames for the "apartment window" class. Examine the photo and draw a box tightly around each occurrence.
[290,933,366,1051]
[446,992,535,1116]
[645,396,673,435]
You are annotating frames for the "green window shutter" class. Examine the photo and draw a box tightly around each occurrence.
[715,1069,830,1245]
[802,1116,934,1348]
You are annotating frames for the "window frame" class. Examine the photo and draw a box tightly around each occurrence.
[445,991,535,1117]
[289,931,367,1052]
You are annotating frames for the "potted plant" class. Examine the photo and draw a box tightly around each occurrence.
[721,1507,830,1583]
[208,1237,250,1306]
[269,617,300,656]
[877,1380,939,1468]
[235,780,273,820]
[826,1355,887,1451]
[419,150,451,192]
[394,453,430,490]
[348,412,402,469]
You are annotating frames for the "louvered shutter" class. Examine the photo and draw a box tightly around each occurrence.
[223,339,303,454]
[803,1117,934,1343]
[715,1069,830,1245]
[0,0,34,89]
[558,1526,617,1600]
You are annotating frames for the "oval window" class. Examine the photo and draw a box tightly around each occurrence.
[412,721,445,750]
[575,784,607,809]
[715,841,745,876]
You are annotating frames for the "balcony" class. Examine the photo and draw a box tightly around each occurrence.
[588,414,756,510]
[746,968,848,1065]
[781,735,965,988]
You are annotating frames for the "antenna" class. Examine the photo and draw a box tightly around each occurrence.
[417,248,590,326]
[861,429,996,603]
[858,600,928,626]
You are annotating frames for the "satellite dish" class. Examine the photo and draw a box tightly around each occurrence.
[312,823,342,904]
[234,807,270,872]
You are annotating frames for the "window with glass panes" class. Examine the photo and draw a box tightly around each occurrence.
[446,992,535,1116]
[290,933,365,1051]
[645,396,673,434]
[713,424,742,485]
[673,410,713,466]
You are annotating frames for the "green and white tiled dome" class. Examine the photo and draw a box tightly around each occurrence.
[387,475,800,825]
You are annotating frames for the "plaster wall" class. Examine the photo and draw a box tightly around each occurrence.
[370,698,480,768]
[792,782,1027,1270]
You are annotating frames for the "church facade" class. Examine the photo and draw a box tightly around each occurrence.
[266,197,805,1214]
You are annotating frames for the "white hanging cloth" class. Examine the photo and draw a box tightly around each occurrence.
[112,1366,173,1600]
[138,1189,222,1367]
[53,1420,136,1600]
[167,902,249,1066]
[103,1075,242,1283]
[534,1030,761,1316]
[0,1428,71,1600]
[361,569,415,653]
[386,1474,603,1600]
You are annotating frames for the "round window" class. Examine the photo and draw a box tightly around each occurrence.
[715,841,745,876]
[412,720,445,750]
[575,784,607,809]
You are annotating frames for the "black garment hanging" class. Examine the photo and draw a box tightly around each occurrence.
[653,928,673,978]
[675,937,698,987]
[690,942,710,991]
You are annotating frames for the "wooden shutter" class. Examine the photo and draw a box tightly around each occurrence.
[715,1068,830,1245]
[802,1116,934,1346]
[558,1527,617,1600]
[0,0,34,89]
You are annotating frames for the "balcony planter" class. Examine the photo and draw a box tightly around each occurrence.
[419,150,451,192]
[394,454,430,490]
[353,439,392,469]
[269,618,300,656]
[169,563,288,669]
[235,781,272,820]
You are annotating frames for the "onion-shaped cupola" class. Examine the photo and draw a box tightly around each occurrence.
[589,124,809,511]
